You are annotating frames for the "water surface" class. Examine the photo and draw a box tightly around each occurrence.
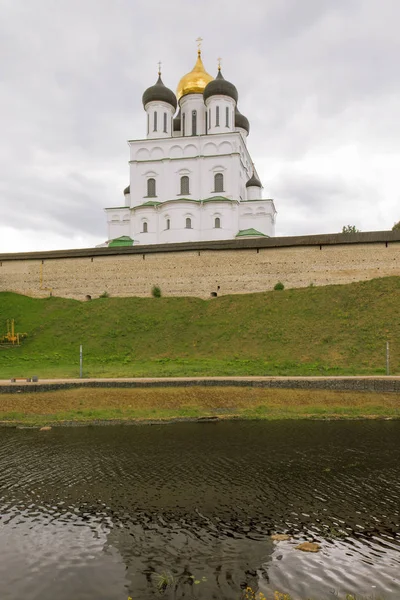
[0,420,399,599]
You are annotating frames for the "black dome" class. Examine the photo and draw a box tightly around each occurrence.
[124,185,130,195]
[203,70,238,103]
[246,173,262,188]
[235,106,250,134]
[142,75,177,110]
[235,107,250,133]
[173,109,181,132]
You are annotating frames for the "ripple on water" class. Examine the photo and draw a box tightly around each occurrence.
[0,420,399,599]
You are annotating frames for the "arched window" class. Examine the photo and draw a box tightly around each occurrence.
[208,108,211,129]
[147,178,156,197]
[185,217,192,229]
[180,175,190,195]
[214,217,221,229]
[225,106,229,127]
[182,112,186,136]
[192,110,197,135]
[166,218,170,230]
[143,221,148,233]
[153,112,157,132]
[216,106,220,127]
[214,173,224,192]
[163,112,167,133]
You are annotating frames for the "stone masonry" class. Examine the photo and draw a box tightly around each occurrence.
[0,231,399,300]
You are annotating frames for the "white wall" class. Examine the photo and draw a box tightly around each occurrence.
[205,95,236,135]
[144,101,175,139]
[128,132,253,206]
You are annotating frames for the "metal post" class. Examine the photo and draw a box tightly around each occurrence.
[386,341,390,376]
[79,344,83,379]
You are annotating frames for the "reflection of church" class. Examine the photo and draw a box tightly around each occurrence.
[104,43,277,247]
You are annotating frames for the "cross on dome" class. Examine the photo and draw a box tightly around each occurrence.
[157,61,162,75]
[196,36,203,55]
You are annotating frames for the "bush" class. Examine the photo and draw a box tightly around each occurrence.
[274,282,285,291]
[392,221,400,231]
[99,291,109,298]
[342,225,360,234]
[151,285,162,298]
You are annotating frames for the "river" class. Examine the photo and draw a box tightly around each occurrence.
[0,420,399,599]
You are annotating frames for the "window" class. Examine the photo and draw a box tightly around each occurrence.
[208,108,211,129]
[143,222,148,233]
[214,217,221,229]
[182,112,186,136]
[205,110,208,133]
[214,173,224,192]
[153,112,157,132]
[166,218,170,230]
[192,110,197,136]
[225,106,229,127]
[180,175,190,195]
[216,106,220,127]
[147,178,156,197]
[163,112,167,133]
[147,113,149,135]
[185,217,192,229]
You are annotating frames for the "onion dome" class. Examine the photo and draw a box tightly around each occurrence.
[246,173,262,188]
[176,50,213,100]
[235,106,250,134]
[142,75,177,110]
[203,68,238,103]
[173,109,181,132]
[124,185,130,195]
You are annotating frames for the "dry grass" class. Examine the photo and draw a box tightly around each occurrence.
[0,386,399,424]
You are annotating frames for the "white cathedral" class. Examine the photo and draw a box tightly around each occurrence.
[104,46,277,247]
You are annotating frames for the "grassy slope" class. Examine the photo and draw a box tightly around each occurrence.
[0,276,399,378]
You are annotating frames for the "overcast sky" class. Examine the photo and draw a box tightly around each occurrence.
[0,0,399,252]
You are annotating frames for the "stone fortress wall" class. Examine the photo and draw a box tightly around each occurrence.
[0,231,399,300]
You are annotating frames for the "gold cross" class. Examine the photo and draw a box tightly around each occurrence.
[196,36,203,53]
[157,61,162,75]
[217,57,222,70]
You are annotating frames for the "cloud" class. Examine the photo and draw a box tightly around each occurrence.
[0,0,399,252]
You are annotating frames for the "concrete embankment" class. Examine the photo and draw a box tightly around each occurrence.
[0,376,399,394]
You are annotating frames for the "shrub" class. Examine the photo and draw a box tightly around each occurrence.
[99,291,109,298]
[342,225,360,234]
[151,285,162,298]
[274,282,285,291]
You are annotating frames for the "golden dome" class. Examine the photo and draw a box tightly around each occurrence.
[176,51,214,100]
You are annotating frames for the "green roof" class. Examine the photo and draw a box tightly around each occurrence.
[235,229,269,238]
[108,236,134,247]
[136,200,162,208]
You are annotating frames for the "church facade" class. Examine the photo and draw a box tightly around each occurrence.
[104,48,277,247]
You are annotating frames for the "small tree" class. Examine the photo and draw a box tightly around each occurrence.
[392,221,400,231]
[274,282,285,291]
[342,225,360,234]
[151,285,162,298]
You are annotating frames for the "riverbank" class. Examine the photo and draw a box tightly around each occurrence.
[1,385,399,426]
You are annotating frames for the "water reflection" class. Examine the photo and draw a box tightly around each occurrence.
[0,421,399,599]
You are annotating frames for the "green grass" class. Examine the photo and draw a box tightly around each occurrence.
[0,276,399,378]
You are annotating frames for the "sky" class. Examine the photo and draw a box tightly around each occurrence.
[0,0,399,252]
